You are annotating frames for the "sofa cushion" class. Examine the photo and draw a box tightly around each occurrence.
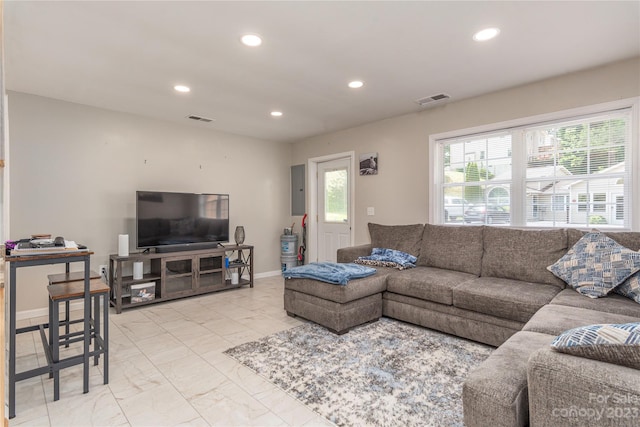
[481,227,568,288]
[453,277,561,323]
[550,288,640,318]
[386,266,477,306]
[368,223,424,257]
[547,231,640,298]
[283,269,390,304]
[523,304,640,335]
[337,244,372,263]
[417,224,484,276]
[463,331,556,427]
[551,322,640,370]
[568,228,640,251]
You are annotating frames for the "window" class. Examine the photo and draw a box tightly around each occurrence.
[200,195,229,218]
[552,195,567,211]
[441,133,512,224]
[431,100,637,229]
[593,193,607,213]
[616,196,624,220]
[577,193,588,212]
[324,168,348,223]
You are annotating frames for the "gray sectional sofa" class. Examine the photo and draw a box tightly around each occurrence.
[283,223,640,427]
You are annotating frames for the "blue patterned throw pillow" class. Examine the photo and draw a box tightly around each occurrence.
[356,247,417,269]
[615,271,640,304]
[547,231,640,298]
[552,323,640,369]
[354,259,406,270]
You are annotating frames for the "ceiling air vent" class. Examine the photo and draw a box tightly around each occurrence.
[415,93,450,108]
[186,114,215,123]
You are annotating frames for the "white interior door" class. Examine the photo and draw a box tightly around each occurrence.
[317,158,351,262]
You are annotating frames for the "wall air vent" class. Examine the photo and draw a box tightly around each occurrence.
[186,114,215,123]
[415,93,450,107]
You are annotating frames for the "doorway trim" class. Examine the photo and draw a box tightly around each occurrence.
[307,151,355,263]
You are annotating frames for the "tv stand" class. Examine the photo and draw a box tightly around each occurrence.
[108,245,253,313]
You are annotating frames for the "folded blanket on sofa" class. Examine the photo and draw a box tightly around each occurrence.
[282,262,376,285]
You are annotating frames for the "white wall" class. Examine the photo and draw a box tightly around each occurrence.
[291,57,640,245]
[9,57,640,313]
[8,92,291,312]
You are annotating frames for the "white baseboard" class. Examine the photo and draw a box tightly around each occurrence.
[255,270,282,279]
[17,300,88,321]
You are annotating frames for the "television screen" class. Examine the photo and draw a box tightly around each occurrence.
[136,191,229,251]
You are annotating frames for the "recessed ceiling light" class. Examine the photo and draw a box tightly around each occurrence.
[270,111,283,117]
[174,85,191,93]
[473,27,500,42]
[241,34,262,47]
[348,80,364,89]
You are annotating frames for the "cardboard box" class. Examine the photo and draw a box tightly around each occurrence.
[130,282,156,303]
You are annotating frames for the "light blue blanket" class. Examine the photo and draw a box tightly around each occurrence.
[282,262,376,285]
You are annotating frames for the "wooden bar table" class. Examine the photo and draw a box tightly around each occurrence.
[5,249,93,419]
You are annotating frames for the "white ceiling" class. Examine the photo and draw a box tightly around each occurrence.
[4,1,640,143]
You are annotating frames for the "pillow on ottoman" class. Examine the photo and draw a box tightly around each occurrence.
[551,322,640,369]
[547,231,640,298]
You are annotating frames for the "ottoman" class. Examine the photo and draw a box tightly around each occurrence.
[283,269,391,334]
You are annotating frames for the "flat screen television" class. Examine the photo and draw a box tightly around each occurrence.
[136,191,229,252]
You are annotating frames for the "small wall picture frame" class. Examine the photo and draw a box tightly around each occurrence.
[359,152,378,175]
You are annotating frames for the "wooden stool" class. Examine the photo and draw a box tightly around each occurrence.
[48,271,101,349]
[47,278,109,401]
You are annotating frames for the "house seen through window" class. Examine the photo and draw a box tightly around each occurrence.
[435,105,634,229]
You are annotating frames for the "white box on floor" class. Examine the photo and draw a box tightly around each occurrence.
[130,282,155,303]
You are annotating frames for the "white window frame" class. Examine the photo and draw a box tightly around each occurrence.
[429,97,640,231]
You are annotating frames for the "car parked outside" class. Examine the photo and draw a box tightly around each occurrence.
[464,205,510,224]
[444,197,472,222]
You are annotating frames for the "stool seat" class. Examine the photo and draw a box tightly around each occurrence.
[48,270,101,285]
[47,274,109,402]
[48,279,109,300]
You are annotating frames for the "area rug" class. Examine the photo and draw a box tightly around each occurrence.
[223,318,493,426]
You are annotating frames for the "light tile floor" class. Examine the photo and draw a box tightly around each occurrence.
[11,276,333,427]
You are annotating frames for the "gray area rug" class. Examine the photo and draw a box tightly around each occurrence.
[224,318,493,426]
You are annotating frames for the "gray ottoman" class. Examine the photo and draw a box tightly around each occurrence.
[283,270,390,334]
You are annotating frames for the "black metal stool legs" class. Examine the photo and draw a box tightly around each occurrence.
[47,278,110,401]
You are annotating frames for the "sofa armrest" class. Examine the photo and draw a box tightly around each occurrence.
[527,346,640,427]
[337,244,372,263]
